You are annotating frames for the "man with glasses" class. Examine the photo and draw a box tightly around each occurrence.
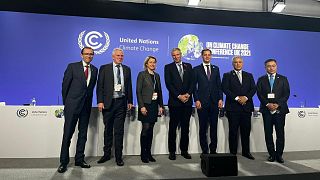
[58,47,98,173]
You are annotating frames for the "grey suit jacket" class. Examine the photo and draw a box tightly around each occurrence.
[136,70,164,108]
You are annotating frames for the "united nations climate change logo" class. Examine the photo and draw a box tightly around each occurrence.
[78,31,110,55]
[17,109,28,118]
[54,109,64,118]
[178,34,203,60]
[298,110,306,118]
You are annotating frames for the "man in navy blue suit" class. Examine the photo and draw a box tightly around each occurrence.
[164,48,194,160]
[58,47,98,173]
[257,59,290,163]
[96,48,133,166]
[193,48,223,155]
[222,56,256,160]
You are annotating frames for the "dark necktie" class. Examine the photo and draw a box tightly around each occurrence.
[178,63,183,81]
[206,65,211,79]
[116,64,121,84]
[84,65,89,80]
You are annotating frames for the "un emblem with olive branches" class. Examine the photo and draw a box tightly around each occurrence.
[78,31,110,55]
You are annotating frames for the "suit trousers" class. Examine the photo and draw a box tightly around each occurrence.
[197,103,219,154]
[226,111,252,154]
[168,106,192,153]
[262,112,286,157]
[60,101,91,164]
[102,97,126,160]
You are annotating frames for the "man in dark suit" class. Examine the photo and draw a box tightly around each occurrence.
[193,48,223,155]
[96,48,133,166]
[58,47,98,173]
[222,56,256,160]
[164,48,194,160]
[257,59,290,163]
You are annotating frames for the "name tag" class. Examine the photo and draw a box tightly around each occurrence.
[114,84,122,92]
[152,93,158,100]
[268,93,275,99]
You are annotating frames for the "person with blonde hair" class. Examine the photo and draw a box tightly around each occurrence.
[136,56,164,163]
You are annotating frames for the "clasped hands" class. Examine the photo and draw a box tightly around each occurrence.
[178,93,190,103]
[237,96,248,105]
[266,103,279,111]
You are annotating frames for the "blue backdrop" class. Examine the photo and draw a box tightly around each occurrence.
[1,11,319,107]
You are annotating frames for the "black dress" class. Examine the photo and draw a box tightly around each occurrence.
[138,73,160,123]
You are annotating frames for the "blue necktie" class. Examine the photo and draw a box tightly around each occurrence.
[269,74,274,91]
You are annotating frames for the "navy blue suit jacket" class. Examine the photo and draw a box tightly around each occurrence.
[62,61,98,114]
[222,70,256,113]
[256,74,290,114]
[193,64,223,108]
[164,62,194,107]
[96,63,133,109]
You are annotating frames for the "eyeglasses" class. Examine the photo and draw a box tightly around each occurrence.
[83,53,94,56]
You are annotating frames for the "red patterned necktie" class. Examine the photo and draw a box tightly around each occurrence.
[84,65,89,80]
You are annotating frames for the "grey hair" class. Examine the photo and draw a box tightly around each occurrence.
[112,48,124,55]
[232,56,243,63]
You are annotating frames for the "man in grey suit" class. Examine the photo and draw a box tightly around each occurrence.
[96,48,133,166]
[58,47,98,173]
[193,48,223,155]
[257,59,290,163]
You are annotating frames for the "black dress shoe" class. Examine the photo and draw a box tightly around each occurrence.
[116,159,124,166]
[169,153,176,160]
[97,156,111,164]
[267,155,276,162]
[141,157,149,163]
[242,153,255,160]
[210,151,217,154]
[181,152,192,159]
[57,164,67,173]
[75,161,91,168]
[148,155,156,162]
[276,156,284,163]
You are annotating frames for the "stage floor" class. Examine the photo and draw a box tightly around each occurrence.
[0,151,320,179]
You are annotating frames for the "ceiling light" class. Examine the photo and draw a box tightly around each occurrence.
[271,0,286,13]
[188,0,200,6]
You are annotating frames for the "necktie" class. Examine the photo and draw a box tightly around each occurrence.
[84,65,89,80]
[236,71,242,84]
[178,63,183,81]
[206,65,211,79]
[269,74,274,91]
[116,64,121,84]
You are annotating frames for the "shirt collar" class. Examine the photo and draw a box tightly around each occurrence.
[202,63,211,67]
[82,61,90,67]
[113,62,122,67]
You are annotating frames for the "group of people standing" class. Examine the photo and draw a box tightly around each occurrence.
[57,46,290,173]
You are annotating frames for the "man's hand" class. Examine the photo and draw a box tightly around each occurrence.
[195,100,202,109]
[98,103,104,112]
[127,103,133,110]
[141,107,147,116]
[218,100,223,109]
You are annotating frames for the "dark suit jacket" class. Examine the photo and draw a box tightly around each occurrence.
[97,62,133,109]
[222,70,256,113]
[136,70,164,108]
[62,61,98,114]
[256,74,290,114]
[193,64,223,108]
[164,62,194,107]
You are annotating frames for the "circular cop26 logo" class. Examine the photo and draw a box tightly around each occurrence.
[17,109,28,118]
[178,34,203,61]
[78,31,110,55]
[298,110,306,118]
[54,109,64,118]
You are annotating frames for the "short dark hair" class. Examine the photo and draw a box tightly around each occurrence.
[264,59,277,66]
[81,47,94,54]
[201,48,212,55]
